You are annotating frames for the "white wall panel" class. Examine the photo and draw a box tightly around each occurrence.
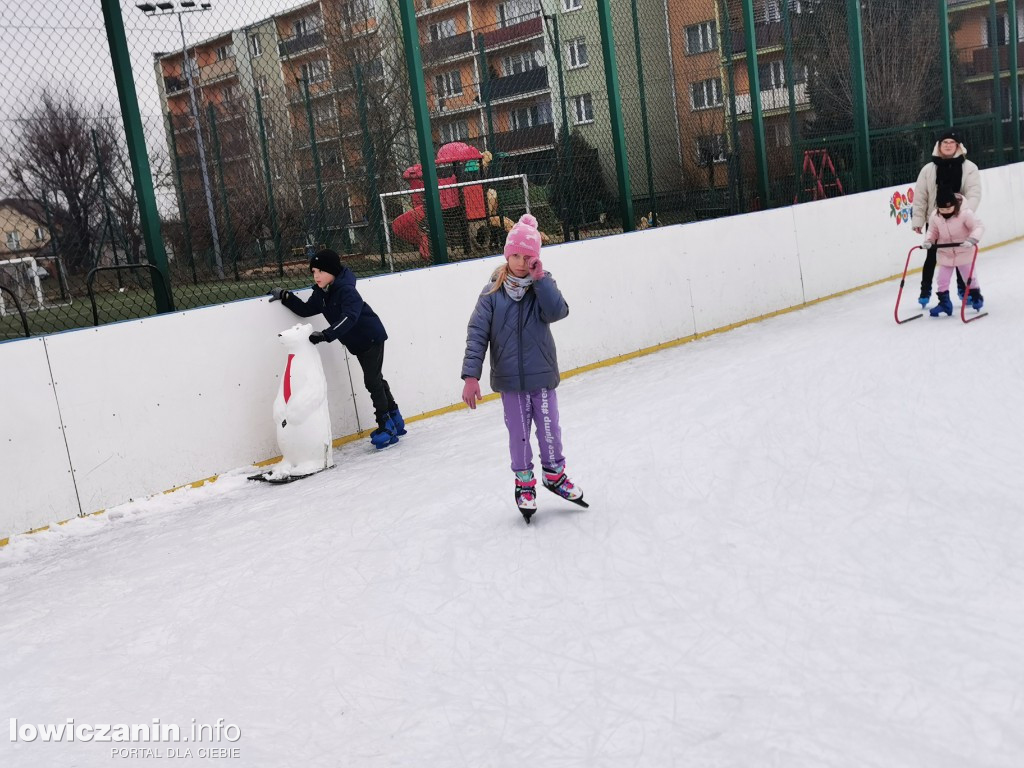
[4,163,1021,541]
[0,338,79,535]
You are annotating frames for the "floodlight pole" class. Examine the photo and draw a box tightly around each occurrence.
[175,8,224,279]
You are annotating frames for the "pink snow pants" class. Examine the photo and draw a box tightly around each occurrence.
[937,264,979,293]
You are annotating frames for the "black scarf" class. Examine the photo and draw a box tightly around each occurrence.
[933,154,965,197]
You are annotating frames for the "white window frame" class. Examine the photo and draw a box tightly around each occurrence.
[439,120,470,143]
[572,93,593,124]
[215,44,233,61]
[562,0,582,11]
[690,78,722,110]
[430,19,457,41]
[498,0,537,27]
[566,37,588,69]
[301,59,329,84]
[248,35,262,58]
[256,75,270,97]
[6,231,21,250]
[502,50,539,76]
[759,60,785,90]
[34,227,46,242]
[696,134,726,165]
[312,101,335,124]
[435,69,463,98]
[685,21,717,55]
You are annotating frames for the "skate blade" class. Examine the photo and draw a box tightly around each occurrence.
[248,466,332,484]
[519,507,535,524]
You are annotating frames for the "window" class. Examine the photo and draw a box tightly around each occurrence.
[435,69,463,98]
[690,78,722,110]
[510,102,553,130]
[572,93,593,123]
[215,44,233,61]
[758,60,785,90]
[249,35,262,57]
[223,84,241,104]
[430,19,457,41]
[341,0,373,25]
[364,57,385,79]
[685,21,717,55]
[562,0,582,11]
[502,50,540,76]
[763,0,781,24]
[6,231,21,251]
[256,75,270,97]
[293,15,323,37]
[439,120,469,143]
[313,101,335,123]
[34,227,46,242]
[696,134,726,166]
[566,37,588,69]
[498,0,537,27]
[301,59,328,84]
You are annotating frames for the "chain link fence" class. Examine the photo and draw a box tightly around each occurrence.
[2,0,1021,340]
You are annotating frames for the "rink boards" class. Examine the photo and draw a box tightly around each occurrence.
[2,163,1022,541]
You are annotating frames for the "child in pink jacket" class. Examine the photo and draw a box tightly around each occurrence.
[921,188,984,316]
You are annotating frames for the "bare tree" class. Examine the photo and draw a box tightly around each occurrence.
[3,92,115,273]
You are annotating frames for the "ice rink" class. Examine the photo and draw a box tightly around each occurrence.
[3,242,1023,767]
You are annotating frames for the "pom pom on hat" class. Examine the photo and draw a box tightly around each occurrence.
[503,213,542,261]
[309,249,342,276]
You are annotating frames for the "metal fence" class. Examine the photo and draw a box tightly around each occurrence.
[1,0,1021,340]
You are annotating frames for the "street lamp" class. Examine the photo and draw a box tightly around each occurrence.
[138,0,224,279]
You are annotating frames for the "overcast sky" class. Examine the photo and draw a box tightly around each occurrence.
[0,0,308,163]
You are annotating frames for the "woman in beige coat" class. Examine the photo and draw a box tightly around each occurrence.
[911,128,982,307]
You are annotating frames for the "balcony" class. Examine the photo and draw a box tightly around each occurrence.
[164,75,188,94]
[200,57,237,84]
[732,82,809,115]
[288,81,334,104]
[963,42,1024,78]
[487,66,548,102]
[416,0,469,17]
[728,18,805,56]
[422,30,474,64]
[492,122,555,154]
[278,30,325,58]
[482,14,543,50]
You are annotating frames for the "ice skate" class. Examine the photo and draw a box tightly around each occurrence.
[515,470,537,524]
[541,465,588,508]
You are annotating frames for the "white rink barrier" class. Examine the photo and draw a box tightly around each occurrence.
[2,165,1022,541]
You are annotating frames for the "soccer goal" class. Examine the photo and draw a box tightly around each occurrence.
[379,173,531,271]
[0,256,47,316]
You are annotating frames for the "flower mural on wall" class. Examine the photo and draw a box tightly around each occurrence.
[890,188,914,225]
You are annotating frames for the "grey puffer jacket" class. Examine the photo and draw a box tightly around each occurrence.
[461,271,569,393]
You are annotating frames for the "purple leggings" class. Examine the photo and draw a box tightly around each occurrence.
[938,264,979,293]
[501,388,565,473]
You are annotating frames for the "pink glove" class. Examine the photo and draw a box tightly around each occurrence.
[528,257,544,281]
[462,377,481,409]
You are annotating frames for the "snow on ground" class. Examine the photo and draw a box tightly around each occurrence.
[2,243,1023,767]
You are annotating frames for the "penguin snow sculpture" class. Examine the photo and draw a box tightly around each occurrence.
[250,322,334,483]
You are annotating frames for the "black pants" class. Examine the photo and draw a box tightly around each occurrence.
[356,342,397,427]
[920,245,966,297]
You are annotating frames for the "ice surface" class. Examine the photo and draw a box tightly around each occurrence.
[3,244,1023,767]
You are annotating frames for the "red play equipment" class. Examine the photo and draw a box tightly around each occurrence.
[391,142,487,261]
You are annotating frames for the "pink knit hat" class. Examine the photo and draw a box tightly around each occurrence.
[503,213,542,261]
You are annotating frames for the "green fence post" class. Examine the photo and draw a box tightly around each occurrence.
[630,0,658,226]
[300,77,330,250]
[356,61,386,268]
[41,190,70,301]
[596,0,634,231]
[207,104,239,281]
[397,0,447,264]
[1009,0,1021,162]
[989,0,1005,164]
[99,0,174,312]
[166,113,198,285]
[781,0,800,203]
[721,2,744,212]
[254,91,284,277]
[544,13,575,240]
[939,0,954,128]
[740,0,770,208]
[845,0,871,190]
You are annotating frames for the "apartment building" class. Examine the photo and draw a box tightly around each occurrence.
[950,0,1024,134]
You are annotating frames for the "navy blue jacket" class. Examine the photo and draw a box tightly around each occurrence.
[462,272,569,392]
[281,266,387,356]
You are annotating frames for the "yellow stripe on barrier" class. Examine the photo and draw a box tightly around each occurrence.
[4,233,1022,550]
